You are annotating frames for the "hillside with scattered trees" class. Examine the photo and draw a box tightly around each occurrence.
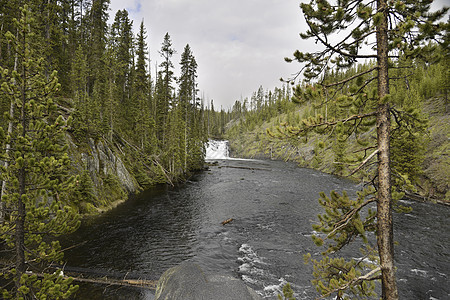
[225,53,449,203]
[225,44,448,300]
[225,0,448,298]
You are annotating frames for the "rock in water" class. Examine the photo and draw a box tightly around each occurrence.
[155,262,262,300]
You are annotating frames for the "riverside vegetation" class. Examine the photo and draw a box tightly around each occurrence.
[0,0,448,299]
[227,51,449,300]
[226,55,449,203]
[0,2,208,298]
[225,59,449,299]
[225,1,448,299]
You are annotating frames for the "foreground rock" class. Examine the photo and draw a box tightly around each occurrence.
[155,262,262,300]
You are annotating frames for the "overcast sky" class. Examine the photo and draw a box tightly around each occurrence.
[107,0,308,109]
[108,0,448,109]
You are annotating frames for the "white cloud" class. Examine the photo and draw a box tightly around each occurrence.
[109,0,448,108]
[107,1,309,108]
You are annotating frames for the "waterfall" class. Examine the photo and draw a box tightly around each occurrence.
[205,140,230,160]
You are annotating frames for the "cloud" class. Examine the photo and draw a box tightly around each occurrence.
[109,0,308,108]
[109,0,141,15]
[109,0,449,108]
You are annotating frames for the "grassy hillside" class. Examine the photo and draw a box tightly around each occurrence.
[226,95,449,204]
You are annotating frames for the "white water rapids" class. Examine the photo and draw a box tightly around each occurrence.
[205,140,230,160]
[62,140,449,299]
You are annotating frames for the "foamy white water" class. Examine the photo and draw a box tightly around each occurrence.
[205,140,258,161]
[238,243,289,298]
[205,140,230,159]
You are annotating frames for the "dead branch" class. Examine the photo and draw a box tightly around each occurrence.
[221,218,234,225]
[219,165,270,171]
[348,149,379,177]
[106,133,174,187]
[317,267,381,300]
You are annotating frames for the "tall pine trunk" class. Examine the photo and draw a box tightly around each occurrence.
[1,33,18,224]
[16,168,26,285]
[0,101,13,224]
[16,51,28,286]
[376,0,398,299]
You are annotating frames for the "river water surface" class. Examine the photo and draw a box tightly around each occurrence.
[62,141,449,299]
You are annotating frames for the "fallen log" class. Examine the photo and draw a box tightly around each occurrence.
[221,218,234,225]
[221,166,270,171]
[33,271,157,290]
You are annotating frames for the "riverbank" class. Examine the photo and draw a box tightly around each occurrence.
[67,132,205,216]
[226,96,449,204]
[61,157,450,300]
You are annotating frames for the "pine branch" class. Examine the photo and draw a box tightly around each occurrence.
[317,267,381,300]
[305,18,377,60]
[321,67,377,88]
[326,197,376,239]
[286,112,377,136]
[354,76,378,98]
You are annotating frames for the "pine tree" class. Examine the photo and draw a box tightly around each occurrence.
[36,0,64,83]
[178,44,196,111]
[133,21,155,151]
[156,33,175,145]
[178,44,200,170]
[0,0,20,71]
[86,0,109,127]
[165,101,185,175]
[0,6,79,298]
[111,9,134,128]
[103,41,120,141]
[283,1,448,299]
[154,70,166,142]
[70,44,91,137]
[87,0,109,81]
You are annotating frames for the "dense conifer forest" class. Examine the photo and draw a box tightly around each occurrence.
[0,0,208,181]
[0,1,208,298]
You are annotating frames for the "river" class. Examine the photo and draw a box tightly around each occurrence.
[62,140,449,299]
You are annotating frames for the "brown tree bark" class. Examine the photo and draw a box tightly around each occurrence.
[0,32,18,224]
[15,168,26,284]
[15,27,29,289]
[376,0,399,299]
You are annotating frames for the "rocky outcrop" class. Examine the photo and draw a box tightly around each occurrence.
[155,262,262,300]
[79,138,139,194]
[65,135,142,213]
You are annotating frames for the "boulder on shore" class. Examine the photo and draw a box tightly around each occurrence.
[155,262,262,300]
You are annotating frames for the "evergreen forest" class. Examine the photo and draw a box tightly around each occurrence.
[0,0,209,184]
[0,0,448,299]
[0,1,208,298]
